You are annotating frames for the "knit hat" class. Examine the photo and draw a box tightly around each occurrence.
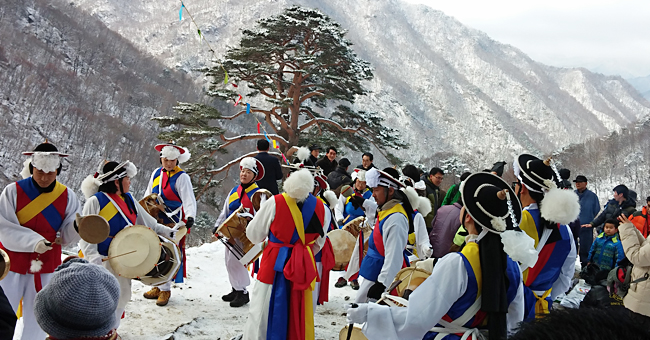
[339,158,351,168]
[34,259,119,339]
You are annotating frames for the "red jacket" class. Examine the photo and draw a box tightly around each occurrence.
[629,206,649,238]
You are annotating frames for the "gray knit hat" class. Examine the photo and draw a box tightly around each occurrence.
[34,258,120,339]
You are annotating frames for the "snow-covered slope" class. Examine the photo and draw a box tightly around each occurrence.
[69,0,650,168]
[119,242,354,339]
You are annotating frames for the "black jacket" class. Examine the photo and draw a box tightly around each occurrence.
[316,157,338,176]
[591,197,636,231]
[255,151,284,195]
[327,166,351,192]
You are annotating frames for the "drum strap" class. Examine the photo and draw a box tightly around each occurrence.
[104,194,134,227]
[429,295,483,340]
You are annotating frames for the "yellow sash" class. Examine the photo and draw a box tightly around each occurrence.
[16,182,67,224]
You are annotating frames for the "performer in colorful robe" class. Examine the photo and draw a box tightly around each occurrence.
[312,171,338,311]
[401,176,433,261]
[512,154,579,319]
[213,157,267,308]
[142,142,197,306]
[79,160,176,326]
[243,168,330,340]
[355,168,415,303]
[337,170,378,289]
[347,173,534,340]
[0,142,81,340]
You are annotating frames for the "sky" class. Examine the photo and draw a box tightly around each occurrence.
[403,0,650,79]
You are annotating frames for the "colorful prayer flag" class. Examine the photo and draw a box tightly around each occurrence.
[179,4,184,21]
[224,70,229,84]
[234,95,242,106]
[257,122,261,134]
[273,140,277,148]
[246,103,251,114]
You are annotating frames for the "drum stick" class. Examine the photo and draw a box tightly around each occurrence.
[102,250,137,262]
[346,303,358,340]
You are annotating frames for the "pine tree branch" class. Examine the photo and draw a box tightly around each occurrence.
[299,118,360,133]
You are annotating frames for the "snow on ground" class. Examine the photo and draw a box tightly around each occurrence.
[119,241,355,340]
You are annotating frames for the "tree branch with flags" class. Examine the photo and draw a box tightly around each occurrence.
[154,6,406,199]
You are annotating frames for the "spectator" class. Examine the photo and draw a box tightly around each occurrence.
[629,196,650,238]
[441,171,471,206]
[326,158,351,193]
[356,152,376,171]
[428,199,462,258]
[308,145,320,166]
[617,214,650,326]
[587,219,625,272]
[316,146,338,175]
[575,175,601,266]
[34,259,120,340]
[423,167,446,232]
[583,184,636,233]
[254,139,283,195]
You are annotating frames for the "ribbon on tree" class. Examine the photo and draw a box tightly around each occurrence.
[246,103,251,114]
[257,122,261,134]
[234,94,242,106]
[179,3,184,21]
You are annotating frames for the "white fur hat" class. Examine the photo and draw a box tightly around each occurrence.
[155,142,190,164]
[240,157,265,182]
[283,168,313,201]
[21,142,69,178]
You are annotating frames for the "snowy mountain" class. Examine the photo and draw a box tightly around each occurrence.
[68,0,650,170]
[0,0,206,196]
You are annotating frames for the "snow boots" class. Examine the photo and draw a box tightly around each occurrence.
[143,287,171,306]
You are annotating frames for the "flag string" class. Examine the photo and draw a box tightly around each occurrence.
[179,1,291,164]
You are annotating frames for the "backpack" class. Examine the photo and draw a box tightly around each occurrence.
[607,257,649,298]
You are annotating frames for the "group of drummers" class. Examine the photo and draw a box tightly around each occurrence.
[0,140,581,340]
[0,141,197,340]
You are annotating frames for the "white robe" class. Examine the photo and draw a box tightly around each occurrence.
[213,189,268,292]
[0,181,81,340]
[243,196,329,340]
[361,251,525,340]
[79,194,173,329]
[355,205,409,303]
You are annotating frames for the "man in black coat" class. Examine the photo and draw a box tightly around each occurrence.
[316,146,338,175]
[254,139,283,195]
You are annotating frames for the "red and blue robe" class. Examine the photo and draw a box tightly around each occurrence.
[227,183,260,276]
[258,193,325,340]
[314,196,336,305]
[422,242,522,340]
[1,178,68,277]
[359,203,409,282]
[519,208,573,319]
[94,192,138,256]
[151,166,191,282]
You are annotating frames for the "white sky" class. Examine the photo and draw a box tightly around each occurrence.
[403,0,650,78]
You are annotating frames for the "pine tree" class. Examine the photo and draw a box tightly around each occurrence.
[154,6,405,198]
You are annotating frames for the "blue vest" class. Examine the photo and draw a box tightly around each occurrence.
[343,189,373,221]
